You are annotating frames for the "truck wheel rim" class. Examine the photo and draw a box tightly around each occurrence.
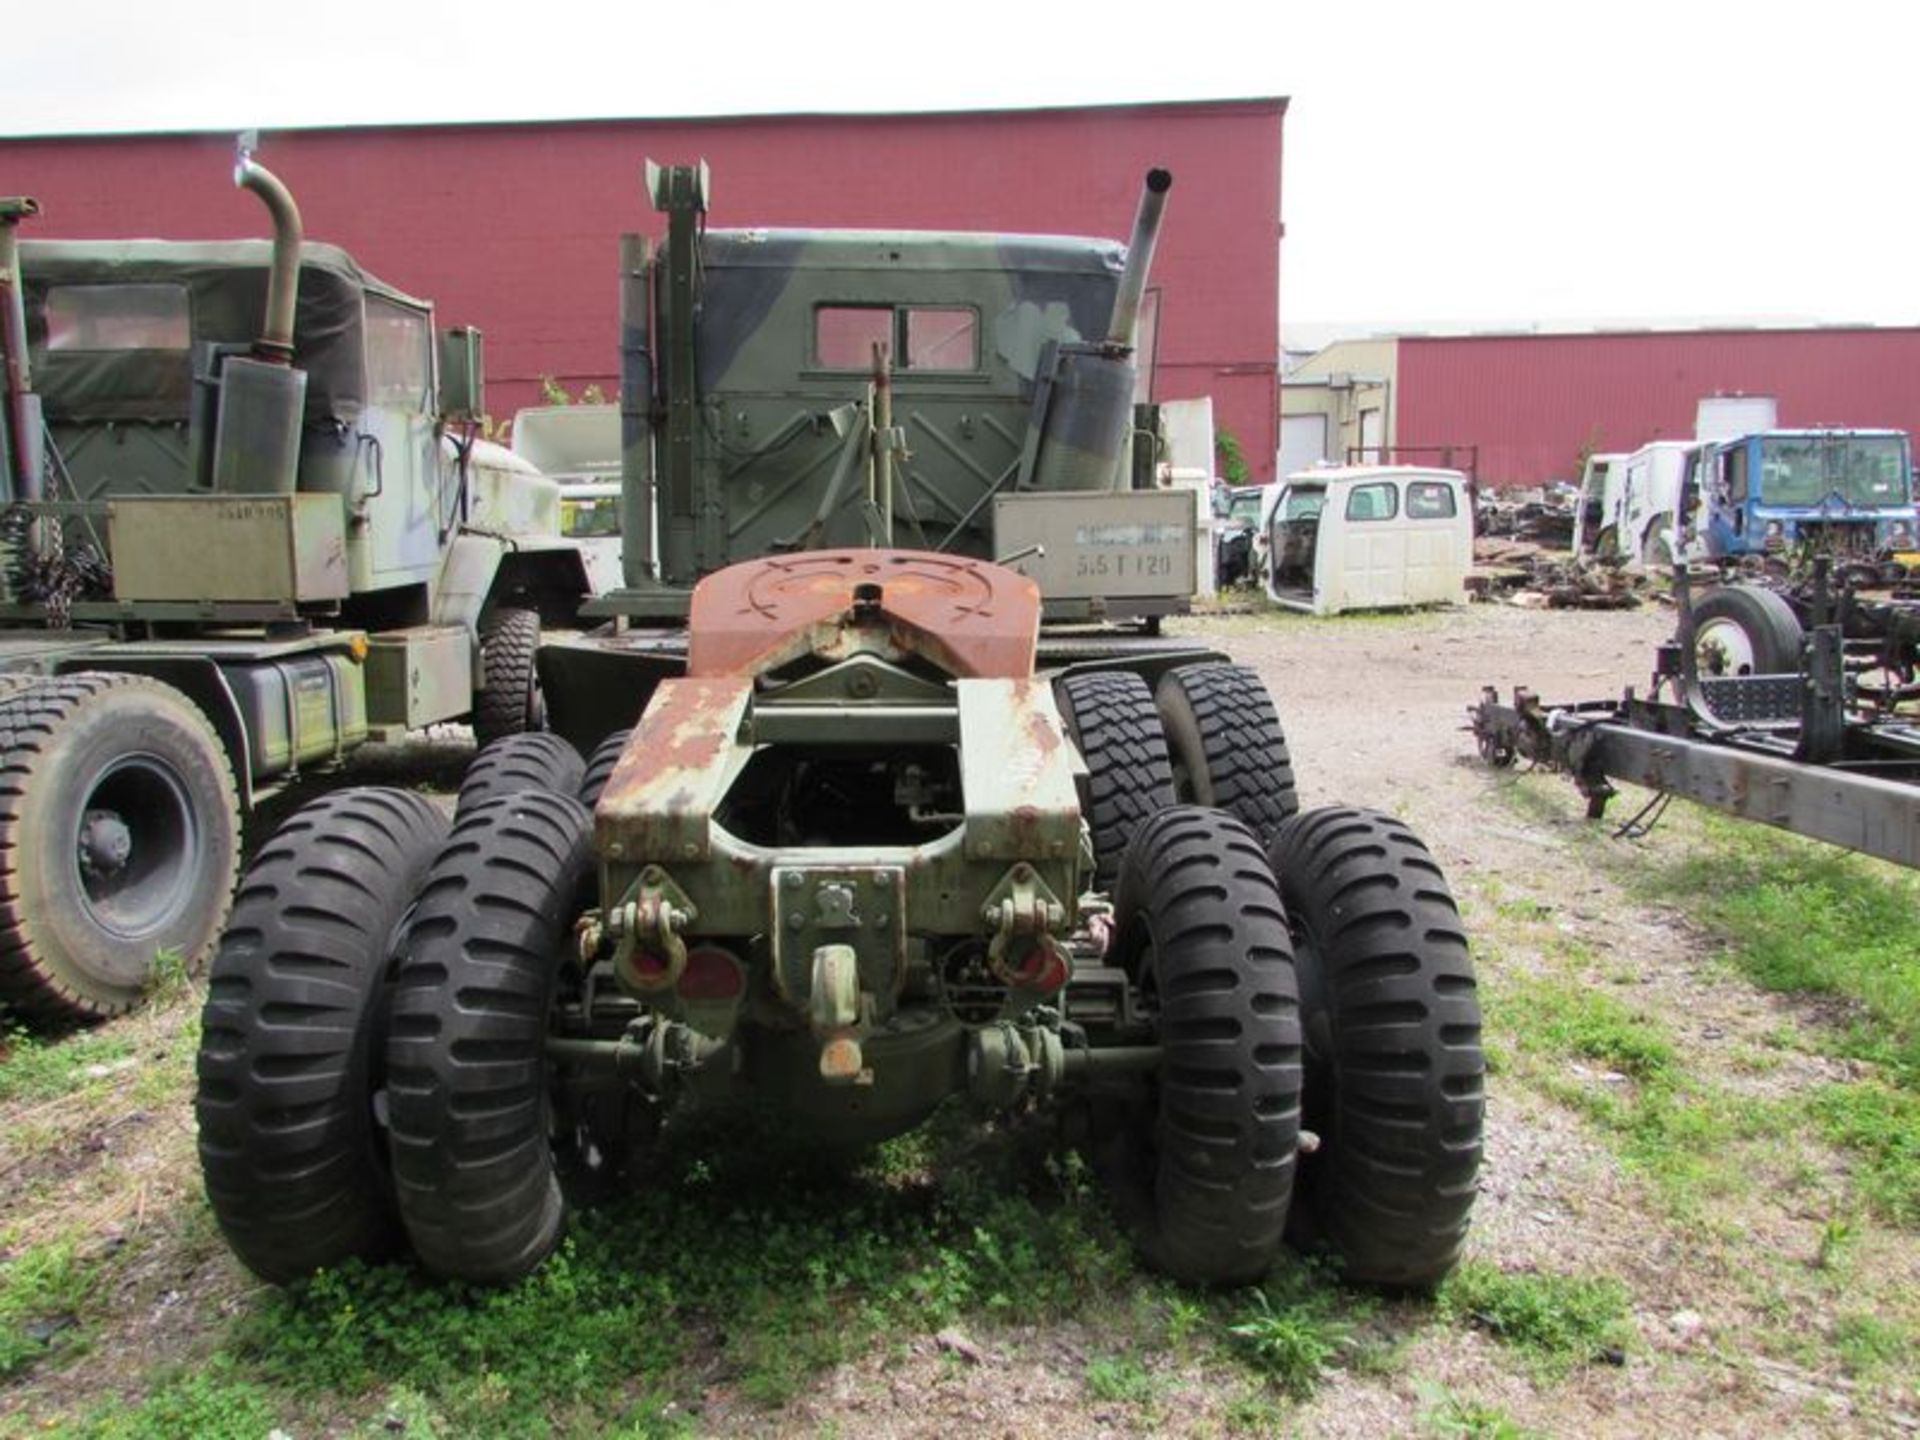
[71,753,200,940]
[1695,618,1757,677]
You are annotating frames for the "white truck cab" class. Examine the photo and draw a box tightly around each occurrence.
[1262,465,1472,615]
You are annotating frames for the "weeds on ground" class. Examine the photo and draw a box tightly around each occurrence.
[0,1028,136,1105]
[1483,785,1920,1230]
[1645,818,1920,1083]
[1437,1261,1630,1372]
[0,1239,100,1380]
[58,1106,1136,1437]
[1224,1260,1372,1399]
[1418,1381,1540,1439]
[1806,1083,1920,1227]
[1083,1351,1158,1404]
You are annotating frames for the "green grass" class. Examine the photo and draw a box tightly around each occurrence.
[73,1366,281,1440]
[1829,1312,1917,1380]
[0,1239,101,1380]
[1483,788,1920,1230]
[1647,818,1920,1082]
[1419,1382,1540,1439]
[1084,1352,1157,1404]
[0,1028,137,1105]
[1807,1083,1920,1227]
[47,1108,1137,1437]
[1489,974,1674,1083]
[1437,1261,1630,1371]
[1224,1261,1370,1399]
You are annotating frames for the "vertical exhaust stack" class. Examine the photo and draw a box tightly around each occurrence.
[208,146,308,494]
[1106,168,1173,351]
[0,197,44,501]
[234,153,303,365]
[1027,168,1174,494]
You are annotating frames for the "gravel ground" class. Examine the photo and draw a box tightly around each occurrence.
[6,597,1916,1438]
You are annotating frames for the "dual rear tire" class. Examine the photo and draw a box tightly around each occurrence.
[198,787,599,1286]
[1102,801,1482,1290]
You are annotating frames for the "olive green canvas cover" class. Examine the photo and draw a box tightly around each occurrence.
[17,240,425,424]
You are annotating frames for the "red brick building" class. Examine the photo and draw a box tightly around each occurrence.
[2,99,1288,478]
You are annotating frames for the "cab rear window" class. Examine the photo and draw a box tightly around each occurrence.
[1406,482,1457,519]
[815,305,979,372]
[1345,482,1399,522]
[45,285,190,351]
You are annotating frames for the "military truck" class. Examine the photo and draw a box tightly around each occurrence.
[0,155,589,1020]
[194,166,1485,1293]
[536,163,1200,744]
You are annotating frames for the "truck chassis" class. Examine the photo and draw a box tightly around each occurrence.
[1469,571,1920,869]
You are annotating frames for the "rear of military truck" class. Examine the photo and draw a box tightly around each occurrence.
[594,163,1196,624]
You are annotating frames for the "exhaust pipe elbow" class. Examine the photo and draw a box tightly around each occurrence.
[234,154,303,364]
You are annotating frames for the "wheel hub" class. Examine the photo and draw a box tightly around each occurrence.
[77,808,134,881]
[72,755,199,940]
[1695,617,1756,677]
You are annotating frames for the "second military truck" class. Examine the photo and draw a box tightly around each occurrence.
[0,156,589,1019]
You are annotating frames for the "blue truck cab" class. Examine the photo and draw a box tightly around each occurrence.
[1682,428,1916,561]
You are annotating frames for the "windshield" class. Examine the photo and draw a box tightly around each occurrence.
[1757,435,1912,508]
[560,493,621,538]
[1228,491,1263,526]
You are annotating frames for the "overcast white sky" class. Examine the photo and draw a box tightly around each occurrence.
[9,0,1917,335]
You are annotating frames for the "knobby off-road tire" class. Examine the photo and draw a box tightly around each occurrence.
[577,727,633,811]
[1691,583,1804,676]
[1267,806,1484,1289]
[455,732,584,818]
[473,608,544,748]
[385,790,594,1283]
[1154,662,1299,847]
[0,673,240,1021]
[1103,805,1303,1285]
[1056,670,1176,895]
[195,787,449,1283]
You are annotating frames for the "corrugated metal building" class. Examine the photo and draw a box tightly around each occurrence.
[1283,328,1920,488]
[1,99,1287,478]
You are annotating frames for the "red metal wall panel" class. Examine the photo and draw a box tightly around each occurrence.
[1,101,1284,477]
[1397,330,1920,488]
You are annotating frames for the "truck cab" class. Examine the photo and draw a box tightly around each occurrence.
[1262,465,1471,614]
[1571,451,1627,558]
[1681,428,1916,562]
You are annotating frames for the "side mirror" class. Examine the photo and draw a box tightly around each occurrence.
[439,326,485,422]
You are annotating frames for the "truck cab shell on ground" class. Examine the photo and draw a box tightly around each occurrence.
[1679,428,1917,562]
[1261,465,1471,615]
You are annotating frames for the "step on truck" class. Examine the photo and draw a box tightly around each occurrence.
[195,164,1486,1294]
[0,152,590,1020]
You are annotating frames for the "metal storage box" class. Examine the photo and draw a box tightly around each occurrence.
[107,494,349,604]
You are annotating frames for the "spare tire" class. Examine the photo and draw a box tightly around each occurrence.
[1692,584,1804,676]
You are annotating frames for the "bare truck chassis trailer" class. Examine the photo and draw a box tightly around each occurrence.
[1468,566,1920,869]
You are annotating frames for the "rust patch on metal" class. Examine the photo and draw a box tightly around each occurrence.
[688,549,1038,680]
[596,675,752,861]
